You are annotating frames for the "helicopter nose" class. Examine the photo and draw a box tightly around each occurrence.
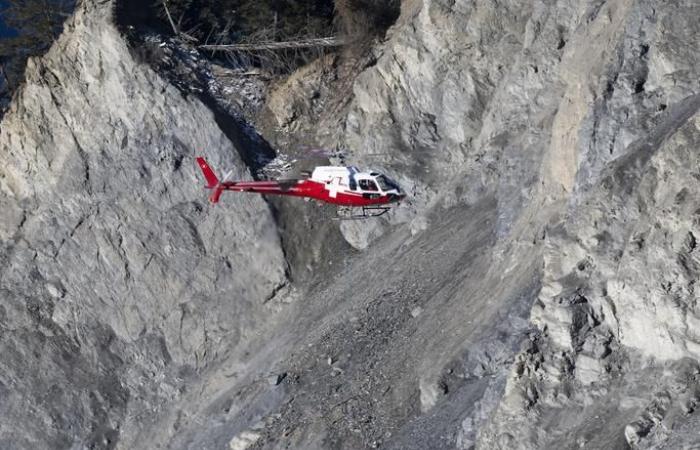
[389,192,405,202]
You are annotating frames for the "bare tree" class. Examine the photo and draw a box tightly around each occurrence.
[199,36,343,52]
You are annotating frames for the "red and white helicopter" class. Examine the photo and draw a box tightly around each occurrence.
[196,157,405,219]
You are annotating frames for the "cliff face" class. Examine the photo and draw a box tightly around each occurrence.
[483,97,700,449]
[1,0,699,449]
[0,1,287,448]
[332,0,700,447]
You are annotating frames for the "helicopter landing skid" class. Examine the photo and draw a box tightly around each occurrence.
[333,206,391,221]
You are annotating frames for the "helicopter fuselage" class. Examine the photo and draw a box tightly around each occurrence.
[198,158,405,208]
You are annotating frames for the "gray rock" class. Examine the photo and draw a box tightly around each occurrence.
[1,0,699,448]
[0,1,286,448]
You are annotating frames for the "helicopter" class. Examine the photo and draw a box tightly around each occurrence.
[196,157,405,219]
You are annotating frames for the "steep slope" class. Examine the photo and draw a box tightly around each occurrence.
[0,1,287,448]
[1,0,699,449]
[479,97,700,449]
[185,200,537,450]
[257,0,700,447]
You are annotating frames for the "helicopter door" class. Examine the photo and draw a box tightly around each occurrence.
[349,171,358,191]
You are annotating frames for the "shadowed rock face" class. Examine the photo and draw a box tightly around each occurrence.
[0,0,699,449]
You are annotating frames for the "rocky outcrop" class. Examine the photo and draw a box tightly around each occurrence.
[333,0,699,447]
[0,1,287,448]
[479,96,700,450]
[472,0,699,447]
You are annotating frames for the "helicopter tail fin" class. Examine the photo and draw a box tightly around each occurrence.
[196,157,219,189]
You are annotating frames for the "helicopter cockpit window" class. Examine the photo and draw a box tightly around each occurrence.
[359,179,379,191]
[375,175,398,192]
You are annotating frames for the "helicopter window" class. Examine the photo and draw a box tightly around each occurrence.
[375,175,398,191]
[359,179,378,191]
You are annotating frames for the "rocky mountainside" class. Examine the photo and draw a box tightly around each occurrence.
[0,1,288,448]
[0,0,698,449]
